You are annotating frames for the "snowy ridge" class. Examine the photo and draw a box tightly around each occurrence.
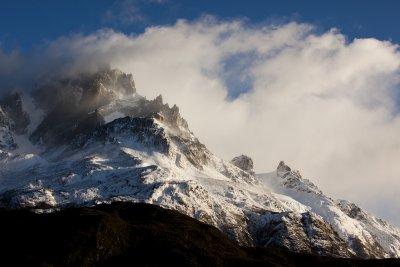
[0,69,399,259]
[258,162,400,258]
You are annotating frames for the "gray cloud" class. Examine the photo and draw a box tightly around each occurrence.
[1,18,400,226]
[0,47,22,77]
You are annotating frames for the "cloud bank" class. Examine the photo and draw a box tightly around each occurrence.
[1,17,400,226]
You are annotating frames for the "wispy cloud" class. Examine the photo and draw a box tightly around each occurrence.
[1,18,400,227]
[102,0,166,25]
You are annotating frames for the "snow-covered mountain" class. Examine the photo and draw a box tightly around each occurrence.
[0,69,399,259]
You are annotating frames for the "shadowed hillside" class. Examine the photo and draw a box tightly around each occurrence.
[0,202,399,267]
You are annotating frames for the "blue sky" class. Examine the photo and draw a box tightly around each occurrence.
[1,0,400,52]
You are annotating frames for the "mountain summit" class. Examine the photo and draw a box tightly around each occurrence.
[0,69,399,259]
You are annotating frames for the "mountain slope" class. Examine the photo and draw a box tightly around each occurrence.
[1,202,400,267]
[0,68,399,259]
[258,162,400,258]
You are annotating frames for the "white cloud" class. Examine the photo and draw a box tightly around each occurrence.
[3,18,400,226]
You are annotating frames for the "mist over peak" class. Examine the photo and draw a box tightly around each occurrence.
[0,68,183,149]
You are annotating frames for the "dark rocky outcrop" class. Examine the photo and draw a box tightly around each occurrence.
[277,161,292,177]
[230,155,254,174]
[72,117,170,154]
[0,92,30,134]
[0,202,399,267]
[0,107,16,150]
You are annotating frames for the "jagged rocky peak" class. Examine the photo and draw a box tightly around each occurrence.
[0,92,30,135]
[28,68,192,147]
[133,94,188,130]
[230,155,254,173]
[109,69,136,95]
[33,67,135,113]
[29,68,137,146]
[276,161,303,179]
[277,161,292,177]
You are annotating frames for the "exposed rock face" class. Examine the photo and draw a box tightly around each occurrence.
[335,199,400,258]
[30,69,136,146]
[73,117,170,155]
[230,155,254,173]
[33,68,136,112]
[105,94,190,133]
[0,107,8,127]
[0,107,16,151]
[247,211,353,257]
[277,161,292,177]
[29,68,191,148]
[0,93,30,135]
[0,92,30,151]
[337,200,366,220]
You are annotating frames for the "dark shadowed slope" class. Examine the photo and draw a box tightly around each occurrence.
[0,202,398,267]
